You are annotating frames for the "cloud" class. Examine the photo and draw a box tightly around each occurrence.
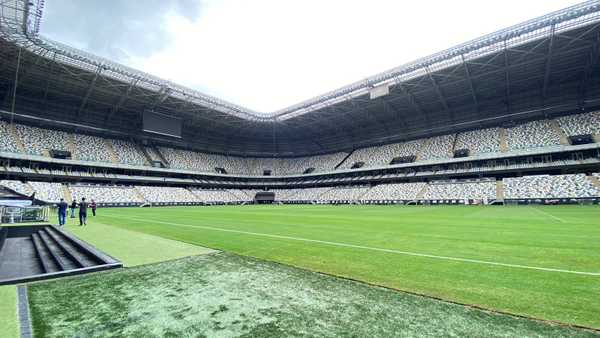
[41,0,582,112]
[41,0,202,62]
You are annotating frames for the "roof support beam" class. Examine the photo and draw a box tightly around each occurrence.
[503,40,511,114]
[397,81,428,124]
[542,24,556,100]
[105,78,139,124]
[578,32,600,109]
[380,96,408,129]
[425,66,454,122]
[76,65,103,117]
[461,54,480,118]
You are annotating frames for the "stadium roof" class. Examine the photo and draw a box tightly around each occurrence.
[0,0,600,156]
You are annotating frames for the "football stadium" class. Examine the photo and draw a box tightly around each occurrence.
[1,0,600,337]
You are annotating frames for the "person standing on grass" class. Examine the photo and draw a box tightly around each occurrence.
[79,197,88,226]
[70,199,77,218]
[57,198,68,227]
[90,199,97,217]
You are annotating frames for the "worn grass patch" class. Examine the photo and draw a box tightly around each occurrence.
[62,219,215,267]
[28,253,599,337]
[0,285,18,338]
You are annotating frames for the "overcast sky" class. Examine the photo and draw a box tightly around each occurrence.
[41,0,583,113]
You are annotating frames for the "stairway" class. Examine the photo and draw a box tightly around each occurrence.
[586,175,600,192]
[137,144,153,166]
[415,138,430,161]
[334,150,355,169]
[499,128,508,152]
[67,134,77,160]
[9,123,26,153]
[416,184,429,199]
[104,139,120,164]
[62,184,72,201]
[31,226,104,274]
[132,186,147,203]
[549,120,570,145]
[495,180,505,200]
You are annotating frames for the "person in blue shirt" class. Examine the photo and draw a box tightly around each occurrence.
[57,198,68,226]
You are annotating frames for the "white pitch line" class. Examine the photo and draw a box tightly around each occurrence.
[107,215,599,277]
[529,207,566,223]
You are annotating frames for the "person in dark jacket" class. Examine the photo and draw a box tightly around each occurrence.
[79,197,88,226]
[57,198,68,226]
[90,199,97,217]
[70,200,77,218]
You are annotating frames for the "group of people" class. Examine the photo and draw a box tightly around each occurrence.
[56,197,97,226]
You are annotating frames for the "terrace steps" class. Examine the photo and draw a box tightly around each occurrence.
[586,175,600,192]
[415,138,430,161]
[66,134,77,160]
[62,184,73,201]
[132,186,147,203]
[550,120,570,146]
[499,128,508,152]
[137,143,153,166]
[9,123,26,153]
[496,180,505,200]
[104,140,120,164]
[416,184,429,199]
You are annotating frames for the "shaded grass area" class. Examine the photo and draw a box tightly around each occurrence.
[0,285,18,338]
[91,204,600,328]
[28,253,599,337]
[62,219,215,266]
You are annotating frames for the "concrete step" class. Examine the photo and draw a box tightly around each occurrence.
[37,229,79,270]
[499,128,508,152]
[416,184,429,199]
[36,230,71,271]
[549,120,570,146]
[496,181,505,200]
[44,227,99,267]
[31,233,61,273]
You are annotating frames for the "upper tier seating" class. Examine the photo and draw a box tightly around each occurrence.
[0,121,20,153]
[338,140,424,169]
[1,111,599,176]
[73,134,113,163]
[455,128,500,155]
[361,182,426,200]
[503,174,599,198]
[423,181,496,200]
[110,140,147,166]
[556,111,600,136]
[505,120,561,151]
[15,124,70,156]
[419,135,455,160]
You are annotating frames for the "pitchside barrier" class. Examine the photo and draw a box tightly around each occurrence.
[0,205,49,224]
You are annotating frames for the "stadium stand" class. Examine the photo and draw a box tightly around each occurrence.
[318,186,371,202]
[503,174,599,199]
[27,181,64,203]
[15,124,71,156]
[69,184,144,204]
[73,134,113,163]
[419,135,455,160]
[423,180,497,200]
[361,182,426,201]
[0,180,33,196]
[556,111,600,137]
[505,120,562,151]
[454,128,501,155]
[0,120,20,153]
[137,186,199,203]
[110,139,148,166]
[338,140,423,169]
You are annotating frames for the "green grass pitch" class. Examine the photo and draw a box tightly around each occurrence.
[27,204,600,336]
